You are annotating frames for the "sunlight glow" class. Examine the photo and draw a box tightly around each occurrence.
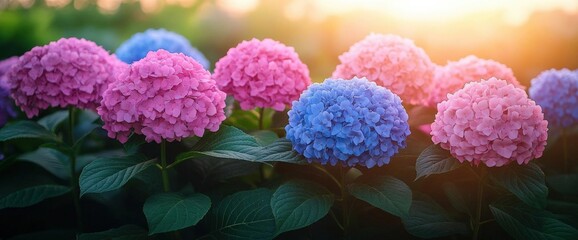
[285,0,578,25]
[216,0,259,16]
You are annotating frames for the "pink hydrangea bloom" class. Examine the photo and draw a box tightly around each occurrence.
[98,50,227,144]
[427,55,522,107]
[213,38,311,111]
[332,34,435,105]
[7,38,126,118]
[431,78,548,167]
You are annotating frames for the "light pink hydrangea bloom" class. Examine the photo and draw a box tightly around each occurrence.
[213,38,311,111]
[98,50,226,144]
[332,34,435,105]
[431,78,548,167]
[427,55,522,107]
[8,38,126,118]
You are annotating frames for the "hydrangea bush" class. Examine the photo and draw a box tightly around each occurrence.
[286,77,410,168]
[0,32,575,240]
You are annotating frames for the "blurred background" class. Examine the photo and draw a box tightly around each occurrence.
[1,0,577,86]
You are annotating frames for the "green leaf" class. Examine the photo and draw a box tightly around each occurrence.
[174,125,262,165]
[144,193,211,235]
[490,203,578,240]
[442,182,470,215]
[79,155,156,196]
[77,109,100,124]
[490,163,548,209]
[546,174,578,196]
[208,188,276,240]
[415,145,461,180]
[0,185,70,210]
[0,121,58,142]
[252,130,279,146]
[348,175,412,217]
[402,194,469,238]
[73,123,99,147]
[271,180,334,235]
[257,138,307,164]
[123,134,146,155]
[189,158,259,186]
[37,110,68,132]
[18,147,69,179]
[77,225,149,240]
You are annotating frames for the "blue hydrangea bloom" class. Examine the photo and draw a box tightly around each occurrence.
[529,69,578,128]
[285,77,411,168]
[115,29,210,69]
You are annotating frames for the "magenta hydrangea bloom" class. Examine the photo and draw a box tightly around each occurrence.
[7,38,126,118]
[213,38,311,111]
[427,55,521,107]
[98,50,226,144]
[431,78,548,167]
[332,34,435,105]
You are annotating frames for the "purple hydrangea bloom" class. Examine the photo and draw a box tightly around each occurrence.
[286,77,410,168]
[115,29,210,69]
[529,69,578,128]
[0,57,17,127]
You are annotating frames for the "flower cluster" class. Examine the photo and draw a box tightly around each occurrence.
[213,38,311,111]
[427,55,521,106]
[529,69,578,128]
[332,34,434,105]
[431,78,548,167]
[286,77,410,168]
[0,57,18,127]
[115,29,210,69]
[98,50,226,143]
[8,38,126,118]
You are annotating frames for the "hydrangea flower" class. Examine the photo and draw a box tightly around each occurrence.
[332,34,434,105]
[98,50,226,144]
[8,38,126,118]
[529,69,578,128]
[213,38,311,111]
[115,29,210,69]
[286,77,410,168]
[0,57,18,127]
[431,78,548,167]
[427,55,522,107]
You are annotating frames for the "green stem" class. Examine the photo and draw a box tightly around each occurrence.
[329,209,345,231]
[160,140,170,192]
[339,165,349,237]
[472,167,486,240]
[311,164,342,190]
[258,107,265,130]
[68,107,83,232]
[479,219,495,225]
[562,129,569,173]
